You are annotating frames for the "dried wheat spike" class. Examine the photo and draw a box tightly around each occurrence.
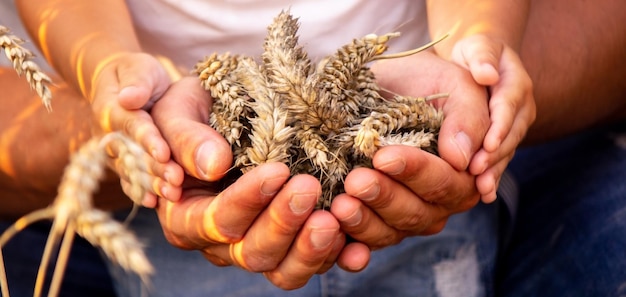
[195,53,252,147]
[75,208,153,284]
[351,96,443,158]
[354,67,384,110]
[53,137,107,226]
[0,25,53,110]
[262,10,314,127]
[309,32,399,135]
[380,130,437,151]
[234,57,295,171]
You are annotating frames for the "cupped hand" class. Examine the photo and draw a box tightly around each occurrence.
[450,35,536,202]
[371,49,491,173]
[329,50,486,253]
[151,76,350,289]
[154,164,345,290]
[332,145,479,250]
[90,53,184,206]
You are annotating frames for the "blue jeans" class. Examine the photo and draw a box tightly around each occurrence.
[497,121,626,297]
[109,201,499,297]
[0,221,117,297]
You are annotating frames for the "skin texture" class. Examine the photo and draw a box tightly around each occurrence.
[13,0,519,289]
[0,68,132,219]
[5,0,624,291]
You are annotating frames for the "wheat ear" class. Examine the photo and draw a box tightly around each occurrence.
[309,32,399,135]
[352,96,443,158]
[75,209,153,284]
[0,25,53,110]
[196,53,252,147]
[1,133,153,297]
[235,58,295,172]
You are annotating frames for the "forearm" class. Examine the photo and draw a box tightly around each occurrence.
[15,0,140,100]
[521,0,626,144]
[0,69,132,219]
[426,0,530,58]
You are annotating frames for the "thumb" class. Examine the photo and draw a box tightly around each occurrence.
[451,35,501,86]
[152,77,233,181]
[116,54,171,110]
[436,72,490,171]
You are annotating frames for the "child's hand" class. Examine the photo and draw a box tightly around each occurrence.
[90,53,184,207]
[450,35,536,203]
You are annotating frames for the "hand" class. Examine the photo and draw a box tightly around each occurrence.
[332,145,479,250]
[0,68,131,217]
[89,53,184,206]
[450,35,536,202]
[151,77,349,290]
[329,50,485,252]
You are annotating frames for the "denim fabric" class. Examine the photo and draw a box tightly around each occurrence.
[497,121,626,297]
[0,221,117,297]
[110,201,499,297]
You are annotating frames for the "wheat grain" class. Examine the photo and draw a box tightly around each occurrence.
[234,58,295,172]
[75,209,153,284]
[0,25,53,110]
[352,96,442,158]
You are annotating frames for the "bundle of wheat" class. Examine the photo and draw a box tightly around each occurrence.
[195,11,445,208]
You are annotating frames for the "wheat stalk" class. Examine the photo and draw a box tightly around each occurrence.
[0,25,53,110]
[0,133,153,297]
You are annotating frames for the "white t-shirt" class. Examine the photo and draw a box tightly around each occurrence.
[125,0,429,71]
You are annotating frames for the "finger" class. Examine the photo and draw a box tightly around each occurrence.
[331,193,406,248]
[437,71,491,171]
[120,179,158,208]
[203,163,291,243]
[477,155,512,204]
[230,174,321,272]
[316,233,347,274]
[151,77,233,181]
[451,35,502,85]
[155,163,289,249]
[115,53,171,110]
[336,241,371,273]
[91,65,172,163]
[469,97,533,176]
[482,48,535,153]
[105,137,184,201]
[373,146,479,212]
[263,211,341,290]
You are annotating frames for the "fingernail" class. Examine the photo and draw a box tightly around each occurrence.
[194,143,211,178]
[160,185,168,199]
[260,176,286,196]
[342,208,362,227]
[376,157,405,175]
[195,142,214,179]
[452,131,472,169]
[355,180,380,202]
[289,193,316,214]
[311,228,337,249]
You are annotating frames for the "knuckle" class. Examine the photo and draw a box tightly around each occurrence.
[239,252,278,272]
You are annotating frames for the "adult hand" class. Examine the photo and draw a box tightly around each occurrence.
[151,77,347,290]
[332,145,479,250]
[89,53,184,207]
[331,50,485,251]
